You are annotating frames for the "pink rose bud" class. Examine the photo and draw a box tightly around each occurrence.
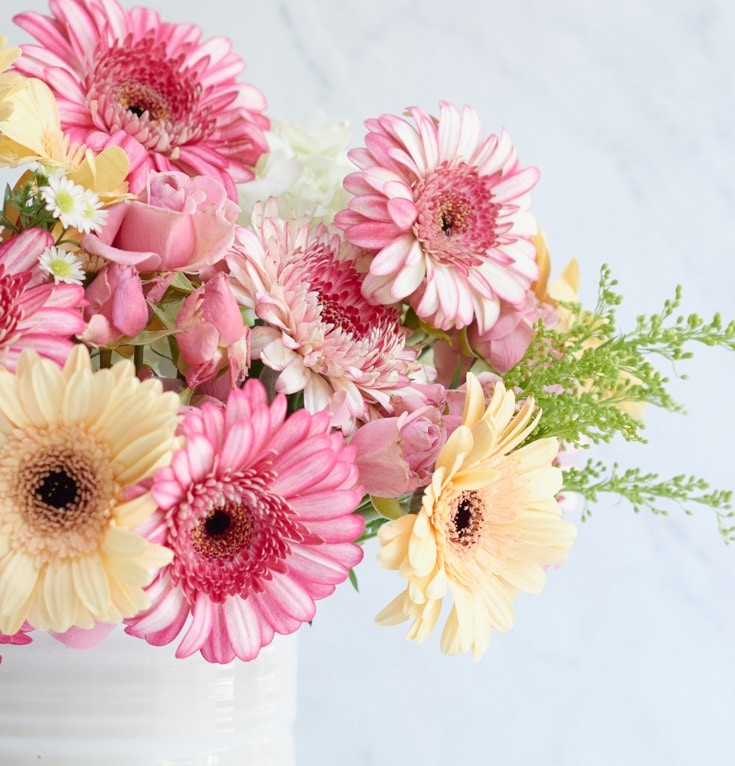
[351,406,445,497]
[81,262,149,346]
[176,273,250,389]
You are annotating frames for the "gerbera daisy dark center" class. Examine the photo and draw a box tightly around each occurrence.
[0,427,119,563]
[438,191,473,237]
[37,468,79,510]
[173,481,308,602]
[87,37,213,152]
[117,82,171,122]
[449,490,485,548]
[20,447,107,533]
[193,502,254,560]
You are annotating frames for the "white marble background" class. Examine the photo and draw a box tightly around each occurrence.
[2,1,735,764]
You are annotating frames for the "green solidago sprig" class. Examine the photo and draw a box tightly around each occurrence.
[504,265,735,449]
[501,264,735,539]
[561,459,735,542]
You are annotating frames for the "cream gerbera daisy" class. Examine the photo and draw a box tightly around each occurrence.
[0,346,182,636]
[375,373,576,660]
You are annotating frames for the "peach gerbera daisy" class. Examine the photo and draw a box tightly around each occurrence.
[0,346,181,636]
[335,101,540,334]
[375,373,576,660]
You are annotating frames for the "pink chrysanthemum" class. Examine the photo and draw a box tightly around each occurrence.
[228,217,422,432]
[13,0,269,199]
[335,101,540,334]
[0,228,86,372]
[125,380,365,663]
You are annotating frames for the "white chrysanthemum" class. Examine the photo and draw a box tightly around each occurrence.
[238,110,353,225]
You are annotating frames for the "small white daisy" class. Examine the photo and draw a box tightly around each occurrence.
[39,174,89,230]
[76,188,108,234]
[38,246,86,285]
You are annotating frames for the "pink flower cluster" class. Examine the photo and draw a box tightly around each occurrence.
[0,0,572,663]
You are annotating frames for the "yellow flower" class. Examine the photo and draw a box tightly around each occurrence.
[376,373,576,660]
[0,76,69,168]
[0,346,182,635]
[0,36,23,122]
[532,229,580,332]
[0,68,130,201]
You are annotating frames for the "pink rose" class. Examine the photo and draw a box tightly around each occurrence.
[81,262,149,346]
[176,273,250,389]
[82,171,240,274]
[351,405,445,497]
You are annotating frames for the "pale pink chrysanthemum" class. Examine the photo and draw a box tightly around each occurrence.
[125,381,365,663]
[227,216,423,432]
[13,0,269,199]
[0,228,86,372]
[335,101,540,334]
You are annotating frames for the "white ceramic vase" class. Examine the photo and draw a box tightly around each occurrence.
[0,628,298,765]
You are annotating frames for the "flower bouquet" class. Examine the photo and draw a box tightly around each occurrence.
[0,0,733,675]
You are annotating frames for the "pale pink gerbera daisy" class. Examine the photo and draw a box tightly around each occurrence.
[125,380,365,663]
[227,216,423,433]
[0,228,86,372]
[335,101,540,334]
[13,0,269,199]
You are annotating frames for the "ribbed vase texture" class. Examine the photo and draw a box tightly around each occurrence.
[0,629,298,765]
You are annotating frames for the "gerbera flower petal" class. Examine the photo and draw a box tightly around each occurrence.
[221,595,263,662]
[0,347,180,635]
[376,373,576,660]
[339,102,540,333]
[15,0,269,199]
[70,552,110,615]
[228,217,422,432]
[175,592,214,659]
[127,381,363,663]
[0,231,86,374]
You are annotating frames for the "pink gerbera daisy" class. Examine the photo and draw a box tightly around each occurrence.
[227,216,423,432]
[335,101,540,334]
[0,622,34,647]
[0,228,86,372]
[125,380,365,663]
[13,0,269,199]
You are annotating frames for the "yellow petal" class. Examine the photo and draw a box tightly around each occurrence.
[71,552,111,615]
